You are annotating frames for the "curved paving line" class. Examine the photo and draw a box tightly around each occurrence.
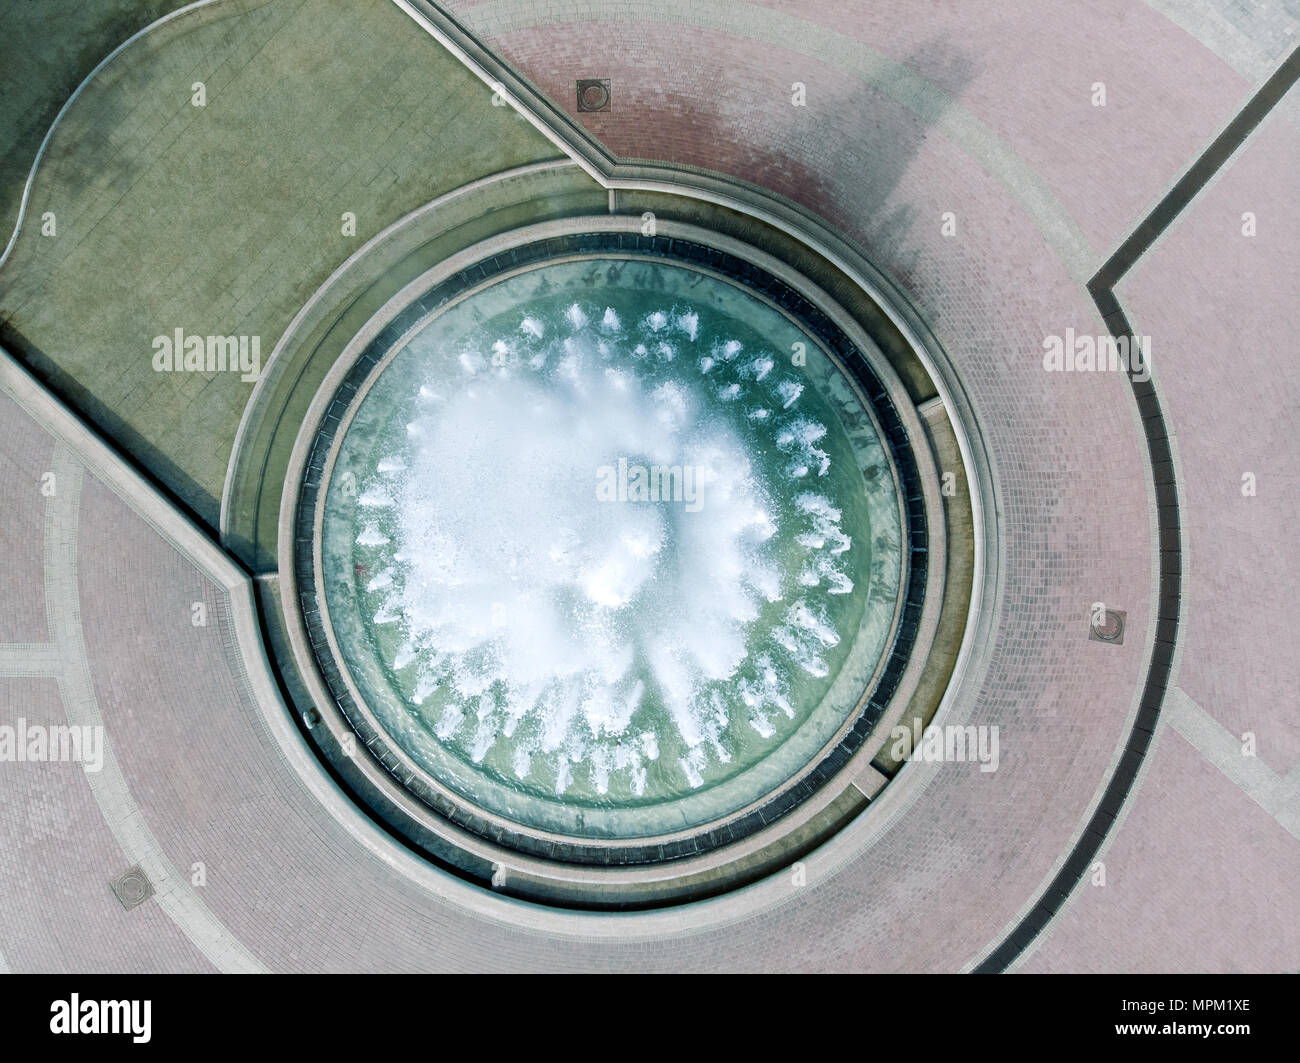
[975,44,1300,973]
[418,0,1095,281]
[43,446,269,974]
[0,0,232,273]
[0,0,256,559]
[7,0,1283,967]
[1141,0,1297,86]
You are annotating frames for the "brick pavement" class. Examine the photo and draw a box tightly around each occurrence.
[0,0,1293,970]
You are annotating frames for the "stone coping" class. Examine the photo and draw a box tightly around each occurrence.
[278,222,945,899]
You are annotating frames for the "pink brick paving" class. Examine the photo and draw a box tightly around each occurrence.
[0,0,1292,971]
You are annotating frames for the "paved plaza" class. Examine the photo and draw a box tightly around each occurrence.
[0,0,1295,972]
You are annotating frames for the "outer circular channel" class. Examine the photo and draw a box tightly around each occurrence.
[289,229,930,875]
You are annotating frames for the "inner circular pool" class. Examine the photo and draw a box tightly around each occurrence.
[314,253,905,842]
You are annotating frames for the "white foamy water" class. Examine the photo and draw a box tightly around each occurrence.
[344,296,861,800]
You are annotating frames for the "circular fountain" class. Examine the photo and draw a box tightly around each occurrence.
[284,224,939,905]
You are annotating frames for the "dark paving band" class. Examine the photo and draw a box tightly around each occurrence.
[977,45,1300,973]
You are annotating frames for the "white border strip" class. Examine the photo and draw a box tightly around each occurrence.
[0,0,224,272]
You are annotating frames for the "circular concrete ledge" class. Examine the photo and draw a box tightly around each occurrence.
[272,216,973,908]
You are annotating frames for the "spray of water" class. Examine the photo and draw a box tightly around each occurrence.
[350,298,857,798]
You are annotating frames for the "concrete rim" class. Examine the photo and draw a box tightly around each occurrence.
[273,217,969,907]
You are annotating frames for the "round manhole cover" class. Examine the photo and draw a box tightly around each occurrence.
[580,82,609,111]
[111,866,154,909]
[119,873,148,902]
[1091,609,1125,642]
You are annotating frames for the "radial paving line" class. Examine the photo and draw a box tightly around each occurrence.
[0,644,62,676]
[1165,687,1300,840]
[1095,46,1300,289]
[41,446,268,974]
[976,44,1300,973]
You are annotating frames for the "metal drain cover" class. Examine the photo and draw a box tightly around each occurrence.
[109,866,154,910]
[1089,608,1127,645]
[576,78,611,113]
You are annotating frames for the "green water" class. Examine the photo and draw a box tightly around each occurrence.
[320,257,902,839]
